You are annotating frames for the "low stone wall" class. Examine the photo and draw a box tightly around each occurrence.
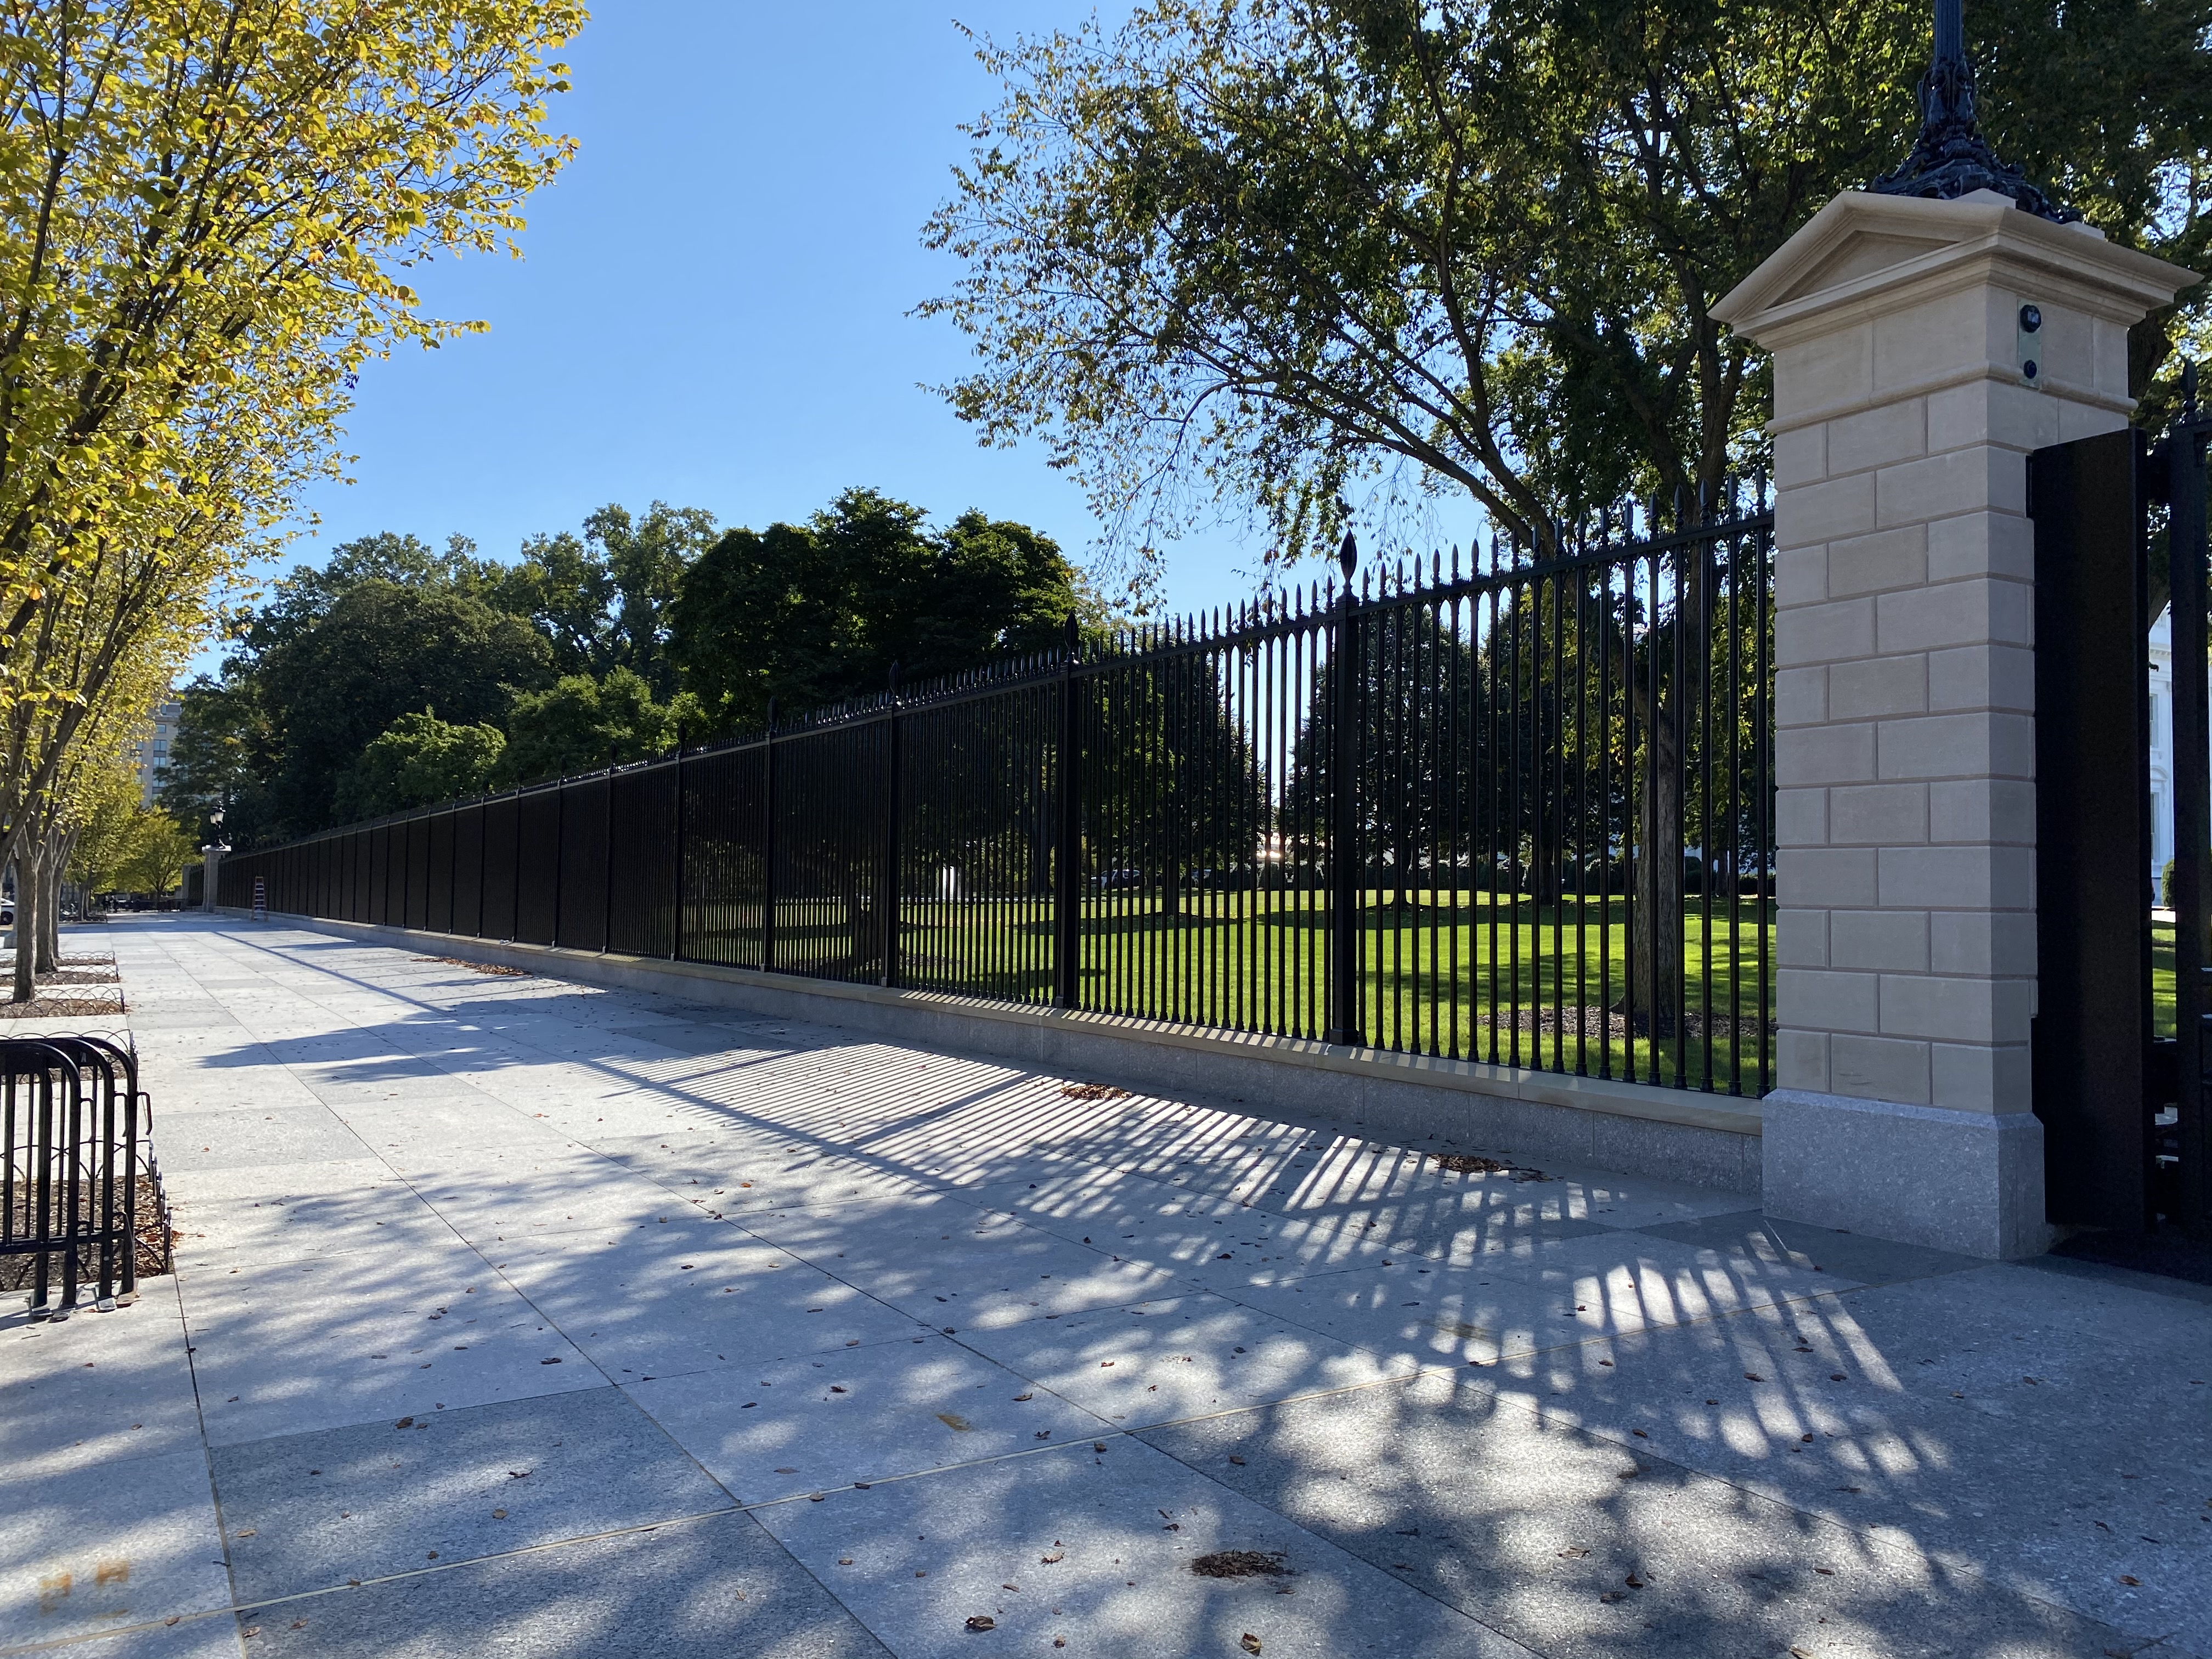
[222,908,1764,1195]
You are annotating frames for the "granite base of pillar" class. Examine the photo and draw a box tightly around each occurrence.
[1761,1088,2052,1260]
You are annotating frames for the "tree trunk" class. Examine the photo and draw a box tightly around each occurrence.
[37,828,67,972]
[13,838,40,1003]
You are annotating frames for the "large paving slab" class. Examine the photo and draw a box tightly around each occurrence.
[0,914,2203,1659]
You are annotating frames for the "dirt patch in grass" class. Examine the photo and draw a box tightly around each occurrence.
[1190,1550,1288,1579]
[1476,1003,1774,1042]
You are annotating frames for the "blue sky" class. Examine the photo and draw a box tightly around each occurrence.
[226,2,1290,673]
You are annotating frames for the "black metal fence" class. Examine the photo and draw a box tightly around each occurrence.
[2,1034,150,1315]
[222,493,1775,1096]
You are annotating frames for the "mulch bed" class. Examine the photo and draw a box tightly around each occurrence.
[0,1175,174,1294]
[0,951,125,1019]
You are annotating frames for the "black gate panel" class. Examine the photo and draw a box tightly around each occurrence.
[775,725,888,984]
[609,768,678,957]
[452,806,485,937]
[368,826,391,926]
[558,778,611,952]
[514,790,561,945]
[682,748,767,969]
[482,797,520,940]
[426,813,455,934]
[2160,399,2212,1237]
[2030,430,2151,1229]
[404,816,430,931]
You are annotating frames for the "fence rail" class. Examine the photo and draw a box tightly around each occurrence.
[223,497,1776,1096]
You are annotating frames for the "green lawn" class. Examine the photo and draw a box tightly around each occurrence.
[2155,920,2175,1039]
[718,887,1776,1096]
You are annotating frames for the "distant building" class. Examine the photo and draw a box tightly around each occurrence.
[131,698,182,808]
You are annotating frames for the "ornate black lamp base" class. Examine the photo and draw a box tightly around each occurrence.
[1870,7,2082,225]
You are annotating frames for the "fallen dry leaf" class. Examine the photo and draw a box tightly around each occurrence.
[2120,1575,2142,1586]
[965,1615,997,1631]
[1241,1636,1263,1655]
[1060,1082,1131,1101]
[1192,1551,1288,1579]
[1041,1550,1065,1564]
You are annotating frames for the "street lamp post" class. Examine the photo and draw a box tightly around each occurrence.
[201,806,230,912]
[1871,0,2080,223]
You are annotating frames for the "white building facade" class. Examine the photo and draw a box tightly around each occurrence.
[2145,606,2209,899]
[132,698,181,807]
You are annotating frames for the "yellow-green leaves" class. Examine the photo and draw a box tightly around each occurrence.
[0,0,583,864]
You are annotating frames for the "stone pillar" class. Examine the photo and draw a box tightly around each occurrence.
[201,843,227,912]
[1713,190,2196,1259]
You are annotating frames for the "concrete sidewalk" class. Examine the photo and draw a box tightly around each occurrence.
[3,916,2206,1658]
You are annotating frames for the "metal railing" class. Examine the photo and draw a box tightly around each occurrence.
[222,492,1775,1095]
[2,1033,150,1316]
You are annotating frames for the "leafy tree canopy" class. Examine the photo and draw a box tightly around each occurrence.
[245,534,510,656]
[256,580,552,833]
[670,487,1081,731]
[175,492,1084,838]
[161,675,280,849]
[0,0,581,940]
[495,504,719,698]
[498,668,685,786]
[333,710,509,823]
[924,0,2210,565]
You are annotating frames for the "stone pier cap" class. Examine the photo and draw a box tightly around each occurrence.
[1712,188,2192,427]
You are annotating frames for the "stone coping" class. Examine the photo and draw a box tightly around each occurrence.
[221,907,1763,1141]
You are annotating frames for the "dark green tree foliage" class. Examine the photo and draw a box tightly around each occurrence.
[172,495,1078,842]
[495,503,716,697]
[257,579,552,830]
[496,667,681,785]
[244,532,507,654]
[670,488,1081,732]
[332,710,507,822]
[927,0,2209,558]
[159,674,280,846]
[166,532,532,843]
